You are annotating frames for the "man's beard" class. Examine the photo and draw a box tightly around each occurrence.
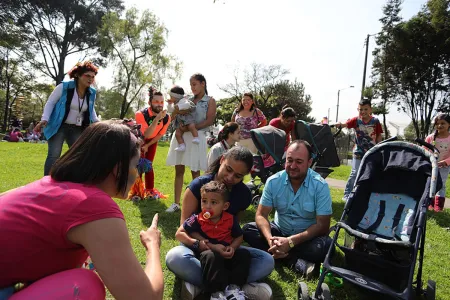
[151,104,163,113]
[287,169,307,181]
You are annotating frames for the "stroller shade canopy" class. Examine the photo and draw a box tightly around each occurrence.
[250,126,286,163]
[294,121,340,167]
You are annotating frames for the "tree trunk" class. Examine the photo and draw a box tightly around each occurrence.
[2,51,10,132]
[382,112,389,139]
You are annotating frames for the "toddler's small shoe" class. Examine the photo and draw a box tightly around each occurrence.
[175,143,186,152]
[192,137,200,144]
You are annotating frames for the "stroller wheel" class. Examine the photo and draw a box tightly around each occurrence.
[297,281,310,300]
[252,195,261,208]
[426,280,436,300]
[320,283,331,300]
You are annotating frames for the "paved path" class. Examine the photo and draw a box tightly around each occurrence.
[326,177,450,209]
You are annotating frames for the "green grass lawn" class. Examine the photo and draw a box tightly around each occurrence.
[1,142,450,299]
[329,165,450,198]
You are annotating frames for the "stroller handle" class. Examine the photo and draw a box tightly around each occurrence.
[415,138,440,154]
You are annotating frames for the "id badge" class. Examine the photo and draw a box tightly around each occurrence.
[76,115,83,126]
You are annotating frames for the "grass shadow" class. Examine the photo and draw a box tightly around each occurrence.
[428,209,450,229]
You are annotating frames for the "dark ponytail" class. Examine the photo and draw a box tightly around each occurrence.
[218,122,239,142]
[207,146,253,175]
[281,106,296,119]
[191,73,208,95]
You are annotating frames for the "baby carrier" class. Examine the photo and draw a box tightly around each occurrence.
[298,139,442,300]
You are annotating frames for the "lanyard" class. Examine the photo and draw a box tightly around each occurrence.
[78,97,85,114]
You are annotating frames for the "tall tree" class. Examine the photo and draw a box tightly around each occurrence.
[388,1,450,139]
[3,0,124,84]
[0,47,34,131]
[99,8,181,118]
[371,0,403,138]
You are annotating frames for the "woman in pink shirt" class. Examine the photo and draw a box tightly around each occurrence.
[0,118,167,300]
[425,113,450,212]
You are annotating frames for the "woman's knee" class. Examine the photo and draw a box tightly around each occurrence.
[11,269,105,300]
[175,165,185,177]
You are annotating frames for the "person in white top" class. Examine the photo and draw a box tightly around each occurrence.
[206,122,240,168]
[34,61,100,175]
[166,85,199,152]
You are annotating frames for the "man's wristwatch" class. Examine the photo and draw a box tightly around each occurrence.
[287,237,295,249]
[192,239,200,251]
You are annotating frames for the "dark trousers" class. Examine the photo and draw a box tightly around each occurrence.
[143,142,158,190]
[199,248,251,293]
[44,124,84,175]
[242,222,332,263]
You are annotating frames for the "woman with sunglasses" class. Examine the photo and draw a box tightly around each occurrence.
[34,61,101,175]
[0,120,166,300]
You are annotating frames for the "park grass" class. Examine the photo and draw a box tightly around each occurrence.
[329,164,450,198]
[1,142,450,299]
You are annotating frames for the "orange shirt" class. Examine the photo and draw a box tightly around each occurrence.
[135,108,170,140]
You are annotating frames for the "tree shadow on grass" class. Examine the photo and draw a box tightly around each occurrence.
[428,209,450,229]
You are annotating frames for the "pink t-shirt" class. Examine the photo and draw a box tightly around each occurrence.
[9,131,23,142]
[425,134,450,165]
[0,176,124,288]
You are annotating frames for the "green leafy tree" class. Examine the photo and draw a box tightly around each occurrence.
[379,0,450,139]
[3,0,124,84]
[99,8,181,118]
[371,0,403,138]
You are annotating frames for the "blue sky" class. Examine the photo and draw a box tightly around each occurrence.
[92,0,427,127]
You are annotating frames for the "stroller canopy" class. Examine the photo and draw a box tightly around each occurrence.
[250,126,286,163]
[294,121,340,167]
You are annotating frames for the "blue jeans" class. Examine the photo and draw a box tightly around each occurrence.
[165,245,275,287]
[437,166,450,197]
[343,157,362,199]
[44,124,84,175]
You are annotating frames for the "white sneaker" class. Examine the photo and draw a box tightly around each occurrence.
[242,282,272,300]
[165,203,181,213]
[224,284,246,300]
[192,137,200,144]
[180,280,202,300]
[175,143,186,152]
[210,291,227,300]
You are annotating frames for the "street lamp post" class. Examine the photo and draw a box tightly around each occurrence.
[336,86,354,122]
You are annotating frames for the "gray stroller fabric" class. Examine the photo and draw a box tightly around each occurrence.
[294,122,340,167]
[250,126,286,163]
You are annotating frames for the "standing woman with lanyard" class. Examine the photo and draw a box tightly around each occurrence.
[35,61,100,175]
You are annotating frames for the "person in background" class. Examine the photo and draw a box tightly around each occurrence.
[34,61,100,176]
[334,98,383,202]
[269,106,297,149]
[8,128,23,143]
[134,87,171,199]
[425,113,450,212]
[165,73,217,213]
[231,93,267,154]
[166,85,199,152]
[206,122,240,168]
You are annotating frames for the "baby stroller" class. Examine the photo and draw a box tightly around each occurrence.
[246,126,286,207]
[298,138,441,300]
[293,120,341,179]
[246,121,341,207]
